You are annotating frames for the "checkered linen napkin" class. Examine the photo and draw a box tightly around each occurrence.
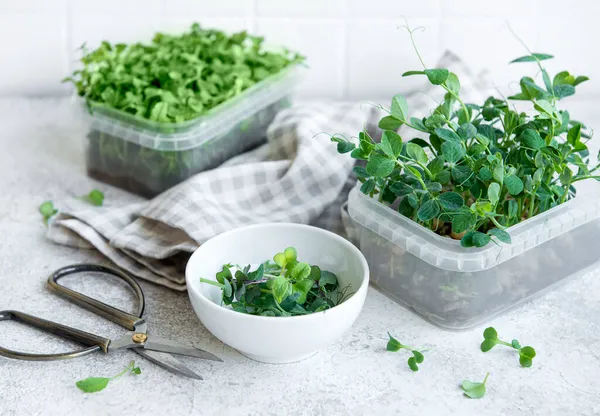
[48,51,490,291]
[47,102,380,290]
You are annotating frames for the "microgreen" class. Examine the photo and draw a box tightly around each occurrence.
[386,332,426,371]
[332,26,599,247]
[481,327,536,367]
[39,201,58,225]
[64,23,304,124]
[81,189,104,206]
[200,247,351,316]
[461,372,489,399]
[76,361,141,393]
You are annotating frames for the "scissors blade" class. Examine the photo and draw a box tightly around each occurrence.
[134,348,203,380]
[143,335,223,362]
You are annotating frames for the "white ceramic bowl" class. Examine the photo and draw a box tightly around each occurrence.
[185,223,369,363]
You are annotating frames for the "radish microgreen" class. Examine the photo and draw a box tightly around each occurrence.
[76,361,141,393]
[39,201,58,225]
[461,372,490,399]
[332,26,600,247]
[481,327,536,367]
[386,332,426,371]
[80,189,104,206]
[200,247,351,316]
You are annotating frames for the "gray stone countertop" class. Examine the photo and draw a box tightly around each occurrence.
[0,98,598,416]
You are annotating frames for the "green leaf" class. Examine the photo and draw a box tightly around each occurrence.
[460,230,476,247]
[553,84,575,99]
[457,123,477,140]
[410,117,428,132]
[452,165,474,187]
[318,270,338,290]
[438,192,464,210]
[402,70,425,77]
[427,157,445,176]
[39,201,58,224]
[510,53,554,63]
[273,252,287,268]
[360,178,376,194]
[434,128,462,143]
[85,189,105,206]
[461,374,489,399]
[480,339,496,352]
[452,213,476,234]
[424,68,449,85]
[519,129,545,150]
[412,350,424,364]
[488,228,511,244]
[519,346,536,368]
[406,143,428,165]
[441,141,465,164]
[507,199,518,218]
[483,327,498,340]
[417,199,440,221]
[284,247,297,262]
[386,333,403,352]
[336,141,355,153]
[573,76,590,86]
[76,377,111,393]
[407,356,419,371]
[131,367,142,375]
[390,182,413,196]
[378,115,403,131]
[446,72,460,94]
[492,163,504,184]
[567,124,582,146]
[504,175,524,195]
[271,275,291,304]
[222,277,233,298]
[292,279,314,304]
[488,182,501,206]
[534,100,559,118]
[426,182,442,193]
[390,94,409,121]
[478,166,492,181]
[366,153,395,178]
[472,232,491,247]
[288,262,311,281]
[379,130,403,158]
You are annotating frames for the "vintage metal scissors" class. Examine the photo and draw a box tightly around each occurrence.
[0,264,221,379]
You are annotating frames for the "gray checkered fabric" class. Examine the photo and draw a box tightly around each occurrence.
[47,51,488,291]
[48,102,380,290]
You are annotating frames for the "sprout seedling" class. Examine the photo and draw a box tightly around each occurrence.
[39,201,58,225]
[481,327,536,367]
[81,189,105,206]
[386,332,426,372]
[76,361,141,393]
[461,372,490,399]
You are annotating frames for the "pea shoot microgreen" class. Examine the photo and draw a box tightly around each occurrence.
[39,201,58,225]
[386,332,426,371]
[76,361,141,393]
[461,372,490,399]
[80,189,105,206]
[64,23,304,124]
[332,26,599,247]
[200,247,351,316]
[481,327,536,367]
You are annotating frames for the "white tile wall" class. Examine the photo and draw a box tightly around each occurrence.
[0,0,598,102]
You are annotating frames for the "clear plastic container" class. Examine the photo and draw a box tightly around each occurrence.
[347,178,600,330]
[80,64,303,197]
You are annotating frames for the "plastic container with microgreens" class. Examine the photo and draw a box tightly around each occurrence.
[65,24,305,197]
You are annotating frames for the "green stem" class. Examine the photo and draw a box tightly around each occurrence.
[482,372,490,385]
[396,160,428,191]
[570,175,600,184]
[487,215,506,230]
[497,340,513,348]
[111,361,134,381]
[199,278,224,288]
[260,289,272,294]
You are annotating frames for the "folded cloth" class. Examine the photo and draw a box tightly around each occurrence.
[48,51,491,291]
[48,102,381,290]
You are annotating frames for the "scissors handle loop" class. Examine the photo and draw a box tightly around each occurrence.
[0,310,105,360]
[47,264,145,331]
